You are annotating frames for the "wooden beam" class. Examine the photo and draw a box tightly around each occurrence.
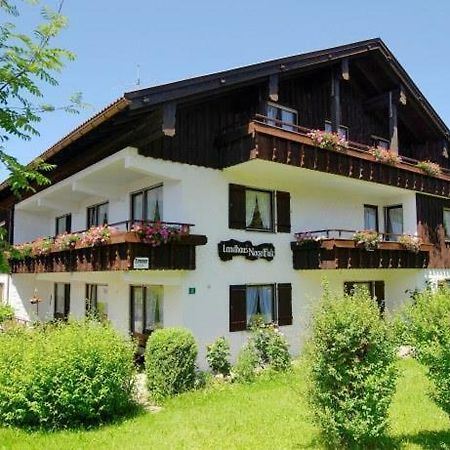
[268,74,279,102]
[341,58,350,81]
[162,101,176,137]
[330,68,341,132]
[389,91,399,153]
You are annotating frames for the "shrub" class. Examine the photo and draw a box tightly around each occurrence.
[206,336,231,376]
[396,286,450,416]
[145,327,198,402]
[307,285,398,447]
[249,321,291,372]
[233,342,259,384]
[0,304,14,324]
[0,320,136,428]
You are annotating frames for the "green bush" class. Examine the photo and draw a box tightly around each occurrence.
[249,321,291,372]
[0,304,14,324]
[206,336,231,376]
[0,320,136,428]
[233,342,259,384]
[307,285,398,447]
[145,327,198,402]
[397,286,450,416]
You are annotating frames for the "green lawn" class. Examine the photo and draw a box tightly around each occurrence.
[1,358,450,449]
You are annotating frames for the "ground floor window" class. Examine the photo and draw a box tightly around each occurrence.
[85,284,108,319]
[344,281,385,313]
[229,283,292,331]
[54,283,70,320]
[130,286,163,335]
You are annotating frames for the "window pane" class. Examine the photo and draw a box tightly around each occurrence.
[98,203,108,225]
[246,286,258,325]
[132,287,144,333]
[245,189,272,230]
[132,193,144,221]
[444,209,450,238]
[55,284,65,314]
[338,126,348,141]
[267,104,278,126]
[377,140,390,150]
[386,206,403,241]
[146,187,163,222]
[87,207,96,228]
[145,287,162,330]
[364,206,378,231]
[281,109,296,131]
[56,216,68,235]
[85,284,98,314]
[324,121,332,133]
[259,286,273,323]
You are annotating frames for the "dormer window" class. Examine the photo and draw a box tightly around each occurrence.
[371,136,390,150]
[325,121,349,140]
[267,103,297,131]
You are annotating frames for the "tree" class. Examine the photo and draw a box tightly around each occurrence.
[0,0,81,196]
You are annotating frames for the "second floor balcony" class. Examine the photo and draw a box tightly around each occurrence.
[8,220,207,274]
[291,229,433,270]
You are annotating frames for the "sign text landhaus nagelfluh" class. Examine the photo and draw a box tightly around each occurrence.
[218,239,275,261]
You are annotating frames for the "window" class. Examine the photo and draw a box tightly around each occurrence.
[364,205,379,231]
[131,185,163,222]
[85,284,108,317]
[87,202,109,228]
[267,103,298,131]
[55,214,71,235]
[130,286,163,334]
[444,208,450,239]
[325,121,349,140]
[0,283,4,304]
[344,281,385,313]
[229,184,291,233]
[229,283,292,331]
[54,283,70,320]
[371,136,390,150]
[385,205,403,241]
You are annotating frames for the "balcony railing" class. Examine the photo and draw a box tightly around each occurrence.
[291,229,433,270]
[9,220,207,274]
[218,115,450,197]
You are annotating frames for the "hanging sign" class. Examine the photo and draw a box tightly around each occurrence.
[133,257,150,269]
[218,239,275,261]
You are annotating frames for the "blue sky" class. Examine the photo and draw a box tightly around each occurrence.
[6,0,450,172]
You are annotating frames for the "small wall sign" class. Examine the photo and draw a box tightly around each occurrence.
[218,239,275,261]
[133,257,150,270]
[188,287,196,295]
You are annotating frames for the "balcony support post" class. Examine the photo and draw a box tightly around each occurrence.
[389,91,399,154]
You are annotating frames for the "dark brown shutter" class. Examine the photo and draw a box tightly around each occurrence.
[276,191,291,233]
[229,184,246,229]
[229,285,247,331]
[277,283,292,326]
[374,281,385,314]
[64,284,71,319]
[66,214,72,233]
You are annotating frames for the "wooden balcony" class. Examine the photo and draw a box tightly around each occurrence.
[9,221,207,274]
[218,116,450,197]
[291,230,433,270]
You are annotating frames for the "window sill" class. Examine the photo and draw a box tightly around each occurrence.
[244,227,275,233]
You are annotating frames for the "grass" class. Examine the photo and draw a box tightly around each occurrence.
[0,358,449,449]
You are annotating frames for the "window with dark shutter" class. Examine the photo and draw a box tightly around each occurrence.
[229,184,246,229]
[277,283,292,326]
[229,285,247,331]
[276,191,291,233]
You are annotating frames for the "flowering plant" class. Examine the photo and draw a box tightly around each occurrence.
[307,129,348,152]
[82,225,112,247]
[55,232,80,251]
[369,147,401,165]
[353,230,382,251]
[295,231,325,245]
[32,237,54,256]
[399,234,422,253]
[8,243,33,261]
[132,221,190,247]
[417,160,441,177]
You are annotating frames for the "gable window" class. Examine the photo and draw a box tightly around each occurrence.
[229,283,292,331]
[267,103,298,131]
[85,284,108,317]
[371,136,390,150]
[325,121,349,141]
[87,202,109,228]
[364,205,379,231]
[131,185,163,222]
[344,281,385,313]
[444,208,450,240]
[54,283,70,321]
[55,214,71,235]
[130,286,163,335]
[385,205,403,241]
[229,184,290,233]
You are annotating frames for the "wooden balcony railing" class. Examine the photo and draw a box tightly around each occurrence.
[291,229,433,270]
[218,115,450,197]
[9,220,207,274]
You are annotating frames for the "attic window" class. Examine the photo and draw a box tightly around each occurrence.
[267,103,297,132]
[325,121,349,140]
[371,136,390,150]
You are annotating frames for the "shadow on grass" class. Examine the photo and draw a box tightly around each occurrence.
[397,429,450,449]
